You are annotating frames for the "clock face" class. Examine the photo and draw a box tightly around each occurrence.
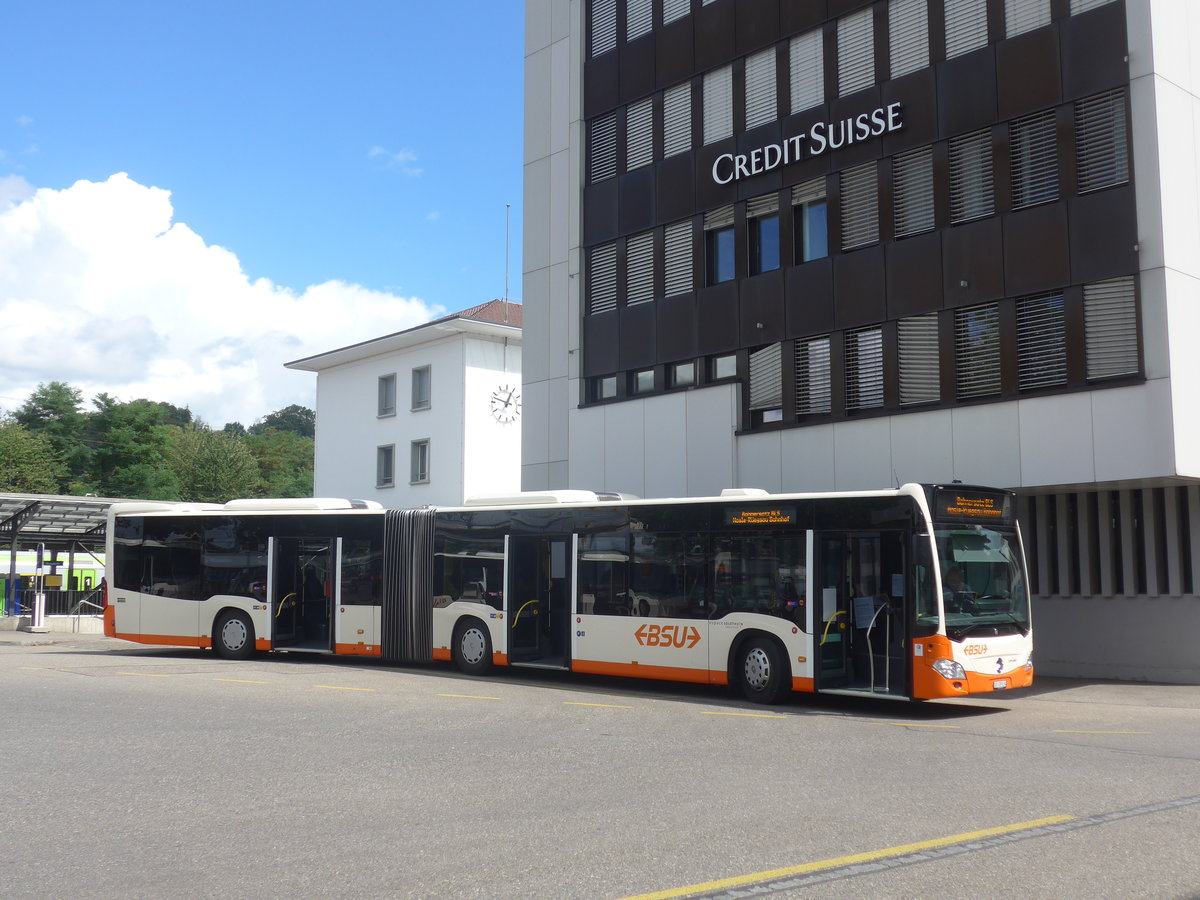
[489,384,521,424]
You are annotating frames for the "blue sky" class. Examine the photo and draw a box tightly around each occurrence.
[0,1,524,426]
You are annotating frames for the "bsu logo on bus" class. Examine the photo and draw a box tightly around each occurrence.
[635,623,701,649]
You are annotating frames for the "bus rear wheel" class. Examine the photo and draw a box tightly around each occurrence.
[213,611,255,660]
[452,619,493,676]
[736,637,788,705]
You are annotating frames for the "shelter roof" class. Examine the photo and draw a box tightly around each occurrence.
[0,493,118,550]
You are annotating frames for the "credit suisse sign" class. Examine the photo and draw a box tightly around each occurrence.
[711,102,905,185]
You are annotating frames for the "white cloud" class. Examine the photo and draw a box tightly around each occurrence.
[0,173,444,426]
[368,145,422,176]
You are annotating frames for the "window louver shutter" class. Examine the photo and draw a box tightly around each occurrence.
[944,0,987,60]
[1076,89,1129,193]
[626,0,653,41]
[949,129,994,223]
[663,219,694,297]
[898,313,940,405]
[792,178,826,206]
[626,97,654,171]
[587,243,618,314]
[1010,109,1058,209]
[840,162,879,250]
[1084,277,1139,379]
[662,82,692,157]
[955,303,1001,398]
[893,146,935,237]
[789,30,824,114]
[796,337,832,415]
[1005,0,1051,38]
[744,48,777,130]
[663,0,690,25]
[838,9,875,97]
[746,193,779,219]
[704,205,735,231]
[1070,0,1116,12]
[590,113,617,182]
[625,231,655,306]
[590,0,617,56]
[1016,293,1066,390]
[703,66,733,144]
[749,343,783,410]
[846,328,884,410]
[889,0,929,80]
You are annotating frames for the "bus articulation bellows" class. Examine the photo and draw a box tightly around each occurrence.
[103,483,1033,703]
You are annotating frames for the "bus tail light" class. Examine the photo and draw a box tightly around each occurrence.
[932,658,966,681]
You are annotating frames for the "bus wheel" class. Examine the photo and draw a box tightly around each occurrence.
[452,619,492,676]
[213,611,255,660]
[736,637,787,704]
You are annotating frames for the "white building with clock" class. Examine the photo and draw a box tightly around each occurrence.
[285,299,522,507]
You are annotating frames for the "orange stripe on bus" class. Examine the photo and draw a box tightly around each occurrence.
[255,638,272,651]
[432,648,452,662]
[103,606,116,637]
[113,633,208,648]
[334,643,381,657]
[572,659,716,685]
[493,652,508,666]
[792,676,815,693]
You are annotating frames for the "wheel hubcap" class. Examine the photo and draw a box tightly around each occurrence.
[222,619,247,651]
[461,628,486,665]
[744,647,771,691]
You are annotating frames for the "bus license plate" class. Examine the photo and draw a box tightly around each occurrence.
[993,679,1008,690]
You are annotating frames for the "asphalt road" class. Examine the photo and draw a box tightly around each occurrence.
[2,632,1199,899]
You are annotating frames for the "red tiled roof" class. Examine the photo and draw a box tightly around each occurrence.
[438,299,522,328]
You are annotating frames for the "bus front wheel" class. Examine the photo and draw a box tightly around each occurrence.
[452,619,493,676]
[736,637,788,705]
[213,611,255,660]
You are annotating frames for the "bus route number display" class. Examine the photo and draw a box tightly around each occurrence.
[726,506,796,527]
[934,489,1012,524]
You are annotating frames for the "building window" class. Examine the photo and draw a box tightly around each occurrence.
[888,0,929,79]
[898,313,940,406]
[789,29,824,114]
[944,0,987,60]
[411,366,431,411]
[625,231,655,306]
[589,113,617,183]
[949,129,994,223]
[592,375,618,401]
[630,368,655,394]
[376,445,395,488]
[710,354,737,380]
[662,0,690,24]
[892,146,935,237]
[845,327,884,411]
[1016,293,1067,390]
[1084,276,1139,380]
[1071,0,1116,11]
[704,205,735,285]
[670,361,696,387]
[795,337,832,415]
[1010,109,1058,209]
[1005,0,1051,38]
[792,179,828,262]
[587,242,617,314]
[837,8,875,97]
[590,0,617,57]
[749,343,783,423]
[662,81,692,158]
[1076,89,1129,193]
[747,194,780,275]
[378,374,396,417]
[663,219,694,297]
[626,97,654,171]
[703,65,733,145]
[744,48,777,130]
[840,162,879,251]
[410,440,430,484]
[626,0,652,41]
[955,303,1001,399]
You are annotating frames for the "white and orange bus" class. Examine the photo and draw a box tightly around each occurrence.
[103,483,1033,703]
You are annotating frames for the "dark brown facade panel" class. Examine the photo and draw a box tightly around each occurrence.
[656,15,695,88]
[827,87,887,170]
[942,216,1006,308]
[695,282,742,355]
[1063,284,1088,388]
[785,258,835,336]
[780,108,835,184]
[657,293,699,362]
[1068,186,1138,285]
[584,179,620,246]
[694,0,736,72]
[694,138,740,210]
[582,312,620,376]
[826,0,872,18]
[1059,0,1129,101]
[656,153,697,224]
[883,69,938,156]
[736,0,781,56]
[995,27,1062,121]
[781,1,830,36]
[736,124,786,200]
[618,300,658,369]
[618,167,657,234]
[619,33,657,105]
[834,245,887,330]
[1003,202,1071,296]
[739,269,787,345]
[886,231,944,318]
[936,48,998,138]
[585,53,620,120]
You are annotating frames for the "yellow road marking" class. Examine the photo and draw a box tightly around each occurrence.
[314,685,375,692]
[119,672,174,678]
[615,815,1075,900]
[437,692,501,700]
[564,701,634,709]
[215,678,271,685]
[1054,730,1151,735]
[701,711,788,719]
[867,722,960,729]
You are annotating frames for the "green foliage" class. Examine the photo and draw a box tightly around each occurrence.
[13,381,90,490]
[169,425,263,503]
[245,429,314,498]
[87,394,180,499]
[250,404,315,438]
[0,421,65,494]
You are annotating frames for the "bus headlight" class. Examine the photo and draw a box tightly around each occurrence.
[932,659,966,680]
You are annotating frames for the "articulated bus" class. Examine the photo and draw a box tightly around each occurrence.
[103,483,1033,703]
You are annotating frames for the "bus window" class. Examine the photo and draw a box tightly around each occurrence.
[578,533,628,615]
[711,533,806,627]
[631,533,706,618]
[433,534,504,609]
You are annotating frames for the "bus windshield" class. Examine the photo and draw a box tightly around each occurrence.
[932,525,1030,640]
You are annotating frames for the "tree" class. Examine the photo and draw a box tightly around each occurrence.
[246,429,314,498]
[250,404,315,438]
[222,421,247,438]
[87,394,180,499]
[13,382,89,490]
[169,425,260,503]
[0,421,65,493]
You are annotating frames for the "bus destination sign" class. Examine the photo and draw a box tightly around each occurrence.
[933,489,1012,525]
[726,506,796,527]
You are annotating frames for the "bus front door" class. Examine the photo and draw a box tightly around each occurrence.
[817,535,850,688]
[506,535,570,668]
[271,537,335,652]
